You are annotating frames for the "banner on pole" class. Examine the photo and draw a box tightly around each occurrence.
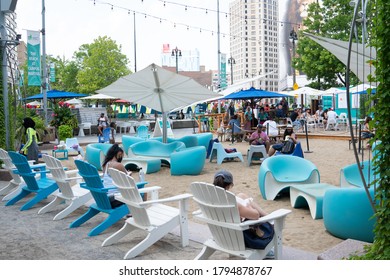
[27,30,41,86]
[220,53,227,89]
[50,63,55,82]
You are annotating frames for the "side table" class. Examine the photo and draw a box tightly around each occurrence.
[52,149,68,160]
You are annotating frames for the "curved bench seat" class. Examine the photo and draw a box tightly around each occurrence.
[153,135,198,148]
[122,157,161,174]
[127,140,186,164]
[85,143,113,171]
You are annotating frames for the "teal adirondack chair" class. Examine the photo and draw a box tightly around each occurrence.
[69,160,129,236]
[6,151,58,211]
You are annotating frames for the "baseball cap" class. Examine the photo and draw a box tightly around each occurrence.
[257,124,263,128]
[287,124,293,128]
[214,170,233,184]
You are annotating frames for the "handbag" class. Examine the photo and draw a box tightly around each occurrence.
[281,139,295,154]
[243,222,275,249]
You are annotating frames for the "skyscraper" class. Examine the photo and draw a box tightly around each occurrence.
[229,0,279,91]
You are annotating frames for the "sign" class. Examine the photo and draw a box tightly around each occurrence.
[27,30,41,86]
[220,53,227,89]
[50,63,55,82]
[293,82,299,90]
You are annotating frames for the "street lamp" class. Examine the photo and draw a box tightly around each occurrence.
[171,46,182,73]
[228,56,235,85]
[289,29,301,107]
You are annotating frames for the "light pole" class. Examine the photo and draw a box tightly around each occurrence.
[171,46,181,73]
[228,56,235,85]
[289,29,301,107]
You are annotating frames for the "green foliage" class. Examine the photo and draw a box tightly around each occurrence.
[350,0,390,260]
[294,0,359,89]
[58,125,73,141]
[74,36,131,94]
[50,102,78,129]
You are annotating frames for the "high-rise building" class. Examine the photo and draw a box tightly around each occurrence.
[229,0,279,92]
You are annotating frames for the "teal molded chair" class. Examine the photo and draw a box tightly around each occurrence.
[323,187,376,243]
[258,155,320,200]
[137,125,150,140]
[85,143,113,171]
[209,142,244,165]
[6,151,58,211]
[170,146,207,176]
[69,160,129,236]
[340,160,377,188]
[122,135,144,156]
[193,132,213,151]
[153,135,199,148]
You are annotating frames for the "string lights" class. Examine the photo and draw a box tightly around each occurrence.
[88,0,301,47]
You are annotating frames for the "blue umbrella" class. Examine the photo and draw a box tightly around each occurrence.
[223,87,289,99]
[24,89,87,100]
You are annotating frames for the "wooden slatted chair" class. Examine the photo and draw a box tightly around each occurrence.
[0,148,23,201]
[190,182,291,260]
[38,155,92,220]
[69,160,129,236]
[102,168,192,259]
[6,151,58,211]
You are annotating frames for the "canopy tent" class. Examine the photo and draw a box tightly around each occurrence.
[64,98,83,105]
[80,93,118,100]
[304,32,376,84]
[26,101,41,106]
[24,90,87,100]
[97,63,221,142]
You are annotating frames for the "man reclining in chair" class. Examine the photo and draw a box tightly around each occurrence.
[248,124,271,153]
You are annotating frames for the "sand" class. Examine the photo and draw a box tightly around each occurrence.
[59,136,361,255]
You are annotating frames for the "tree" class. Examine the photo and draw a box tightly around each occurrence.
[47,56,79,92]
[74,36,131,94]
[293,0,358,89]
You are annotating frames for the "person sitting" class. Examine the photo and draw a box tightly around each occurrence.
[213,170,268,220]
[325,108,339,130]
[257,107,268,124]
[361,116,375,139]
[97,113,109,136]
[268,124,297,156]
[109,122,116,144]
[275,104,285,118]
[248,124,271,153]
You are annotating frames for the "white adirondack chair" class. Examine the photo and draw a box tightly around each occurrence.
[0,148,23,201]
[190,182,291,260]
[102,168,192,259]
[39,154,92,220]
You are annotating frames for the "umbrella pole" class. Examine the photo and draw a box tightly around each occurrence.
[163,112,168,143]
[304,120,313,153]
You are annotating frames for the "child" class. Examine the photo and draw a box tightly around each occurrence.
[109,122,116,144]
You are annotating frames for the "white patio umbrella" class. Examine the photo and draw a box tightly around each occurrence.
[64,98,83,104]
[97,63,222,142]
[80,93,119,100]
[26,101,41,106]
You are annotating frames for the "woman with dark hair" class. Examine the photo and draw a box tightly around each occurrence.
[267,125,297,156]
[20,117,39,164]
[102,144,130,175]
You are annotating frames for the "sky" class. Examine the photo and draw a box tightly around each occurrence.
[15,0,235,71]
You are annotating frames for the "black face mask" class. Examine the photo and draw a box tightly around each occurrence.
[117,157,123,163]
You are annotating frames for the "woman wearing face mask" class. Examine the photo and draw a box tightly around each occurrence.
[101,144,133,207]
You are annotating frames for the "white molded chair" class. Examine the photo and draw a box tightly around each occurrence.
[326,117,338,130]
[66,138,84,156]
[0,148,23,201]
[190,182,291,260]
[247,145,268,166]
[209,142,244,165]
[102,168,192,259]
[39,154,92,220]
[263,120,279,137]
[305,117,317,132]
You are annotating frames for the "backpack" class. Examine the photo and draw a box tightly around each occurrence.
[281,139,295,154]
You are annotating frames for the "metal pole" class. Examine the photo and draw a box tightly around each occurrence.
[175,49,178,73]
[133,12,137,72]
[42,0,48,125]
[217,0,221,113]
[1,25,10,149]
[304,120,313,153]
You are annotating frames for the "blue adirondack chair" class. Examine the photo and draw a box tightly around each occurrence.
[98,127,111,143]
[69,160,129,236]
[6,151,58,211]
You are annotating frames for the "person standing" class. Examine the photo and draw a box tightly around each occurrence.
[20,117,39,164]
[97,113,109,136]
